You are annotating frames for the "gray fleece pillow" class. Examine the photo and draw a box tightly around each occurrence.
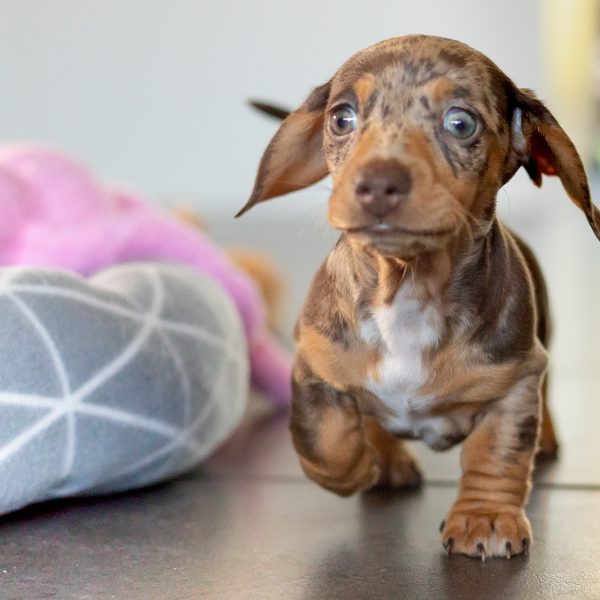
[0,263,247,514]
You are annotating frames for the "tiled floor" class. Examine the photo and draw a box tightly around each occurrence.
[1,188,599,599]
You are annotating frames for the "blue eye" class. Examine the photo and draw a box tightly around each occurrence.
[443,108,478,139]
[330,105,357,136]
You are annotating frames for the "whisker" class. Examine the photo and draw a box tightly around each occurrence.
[502,186,511,217]
[446,198,488,244]
[455,208,475,245]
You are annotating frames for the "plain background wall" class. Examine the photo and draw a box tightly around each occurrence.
[0,0,544,218]
[0,1,598,380]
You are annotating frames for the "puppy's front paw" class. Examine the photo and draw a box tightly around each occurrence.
[440,506,532,560]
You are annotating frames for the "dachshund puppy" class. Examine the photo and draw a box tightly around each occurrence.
[237,35,600,559]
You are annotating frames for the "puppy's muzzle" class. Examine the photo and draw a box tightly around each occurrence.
[354,159,412,218]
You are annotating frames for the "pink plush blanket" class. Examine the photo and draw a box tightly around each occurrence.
[0,145,291,408]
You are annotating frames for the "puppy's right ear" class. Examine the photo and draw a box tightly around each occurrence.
[236,81,331,217]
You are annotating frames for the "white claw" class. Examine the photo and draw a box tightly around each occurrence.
[477,544,486,562]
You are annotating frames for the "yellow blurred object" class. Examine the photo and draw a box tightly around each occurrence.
[540,0,598,158]
[227,249,285,332]
[171,206,207,230]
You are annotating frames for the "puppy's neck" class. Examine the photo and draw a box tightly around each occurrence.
[336,223,492,311]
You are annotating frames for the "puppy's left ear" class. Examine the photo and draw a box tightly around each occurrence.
[236,81,331,217]
[510,88,600,241]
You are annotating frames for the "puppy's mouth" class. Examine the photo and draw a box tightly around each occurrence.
[339,222,456,258]
[343,223,453,237]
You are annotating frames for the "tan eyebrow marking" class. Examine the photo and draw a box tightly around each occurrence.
[429,77,457,105]
[353,74,376,105]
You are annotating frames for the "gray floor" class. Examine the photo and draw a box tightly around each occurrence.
[1,188,599,599]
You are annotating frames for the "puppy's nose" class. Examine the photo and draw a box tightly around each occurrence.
[354,160,412,218]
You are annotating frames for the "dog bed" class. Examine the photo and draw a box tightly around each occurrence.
[0,262,247,514]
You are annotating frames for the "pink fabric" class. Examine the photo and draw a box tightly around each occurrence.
[0,145,291,408]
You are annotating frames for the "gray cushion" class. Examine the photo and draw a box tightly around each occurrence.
[0,262,247,514]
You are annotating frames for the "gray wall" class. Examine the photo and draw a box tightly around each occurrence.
[0,0,542,218]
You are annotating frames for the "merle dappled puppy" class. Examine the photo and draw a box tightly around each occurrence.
[237,35,600,559]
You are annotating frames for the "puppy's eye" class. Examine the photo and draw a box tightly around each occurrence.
[443,108,478,139]
[330,105,357,136]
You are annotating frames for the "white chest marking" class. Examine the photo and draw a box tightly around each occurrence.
[360,284,447,441]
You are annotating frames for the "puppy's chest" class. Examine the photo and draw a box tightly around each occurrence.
[359,288,466,449]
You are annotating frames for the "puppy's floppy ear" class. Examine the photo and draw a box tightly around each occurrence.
[236,81,331,217]
[510,88,600,241]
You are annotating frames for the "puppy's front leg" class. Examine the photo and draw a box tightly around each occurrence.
[290,376,381,497]
[441,356,547,559]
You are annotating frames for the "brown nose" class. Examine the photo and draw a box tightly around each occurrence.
[354,160,412,218]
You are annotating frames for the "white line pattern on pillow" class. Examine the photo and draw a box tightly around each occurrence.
[0,263,248,512]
